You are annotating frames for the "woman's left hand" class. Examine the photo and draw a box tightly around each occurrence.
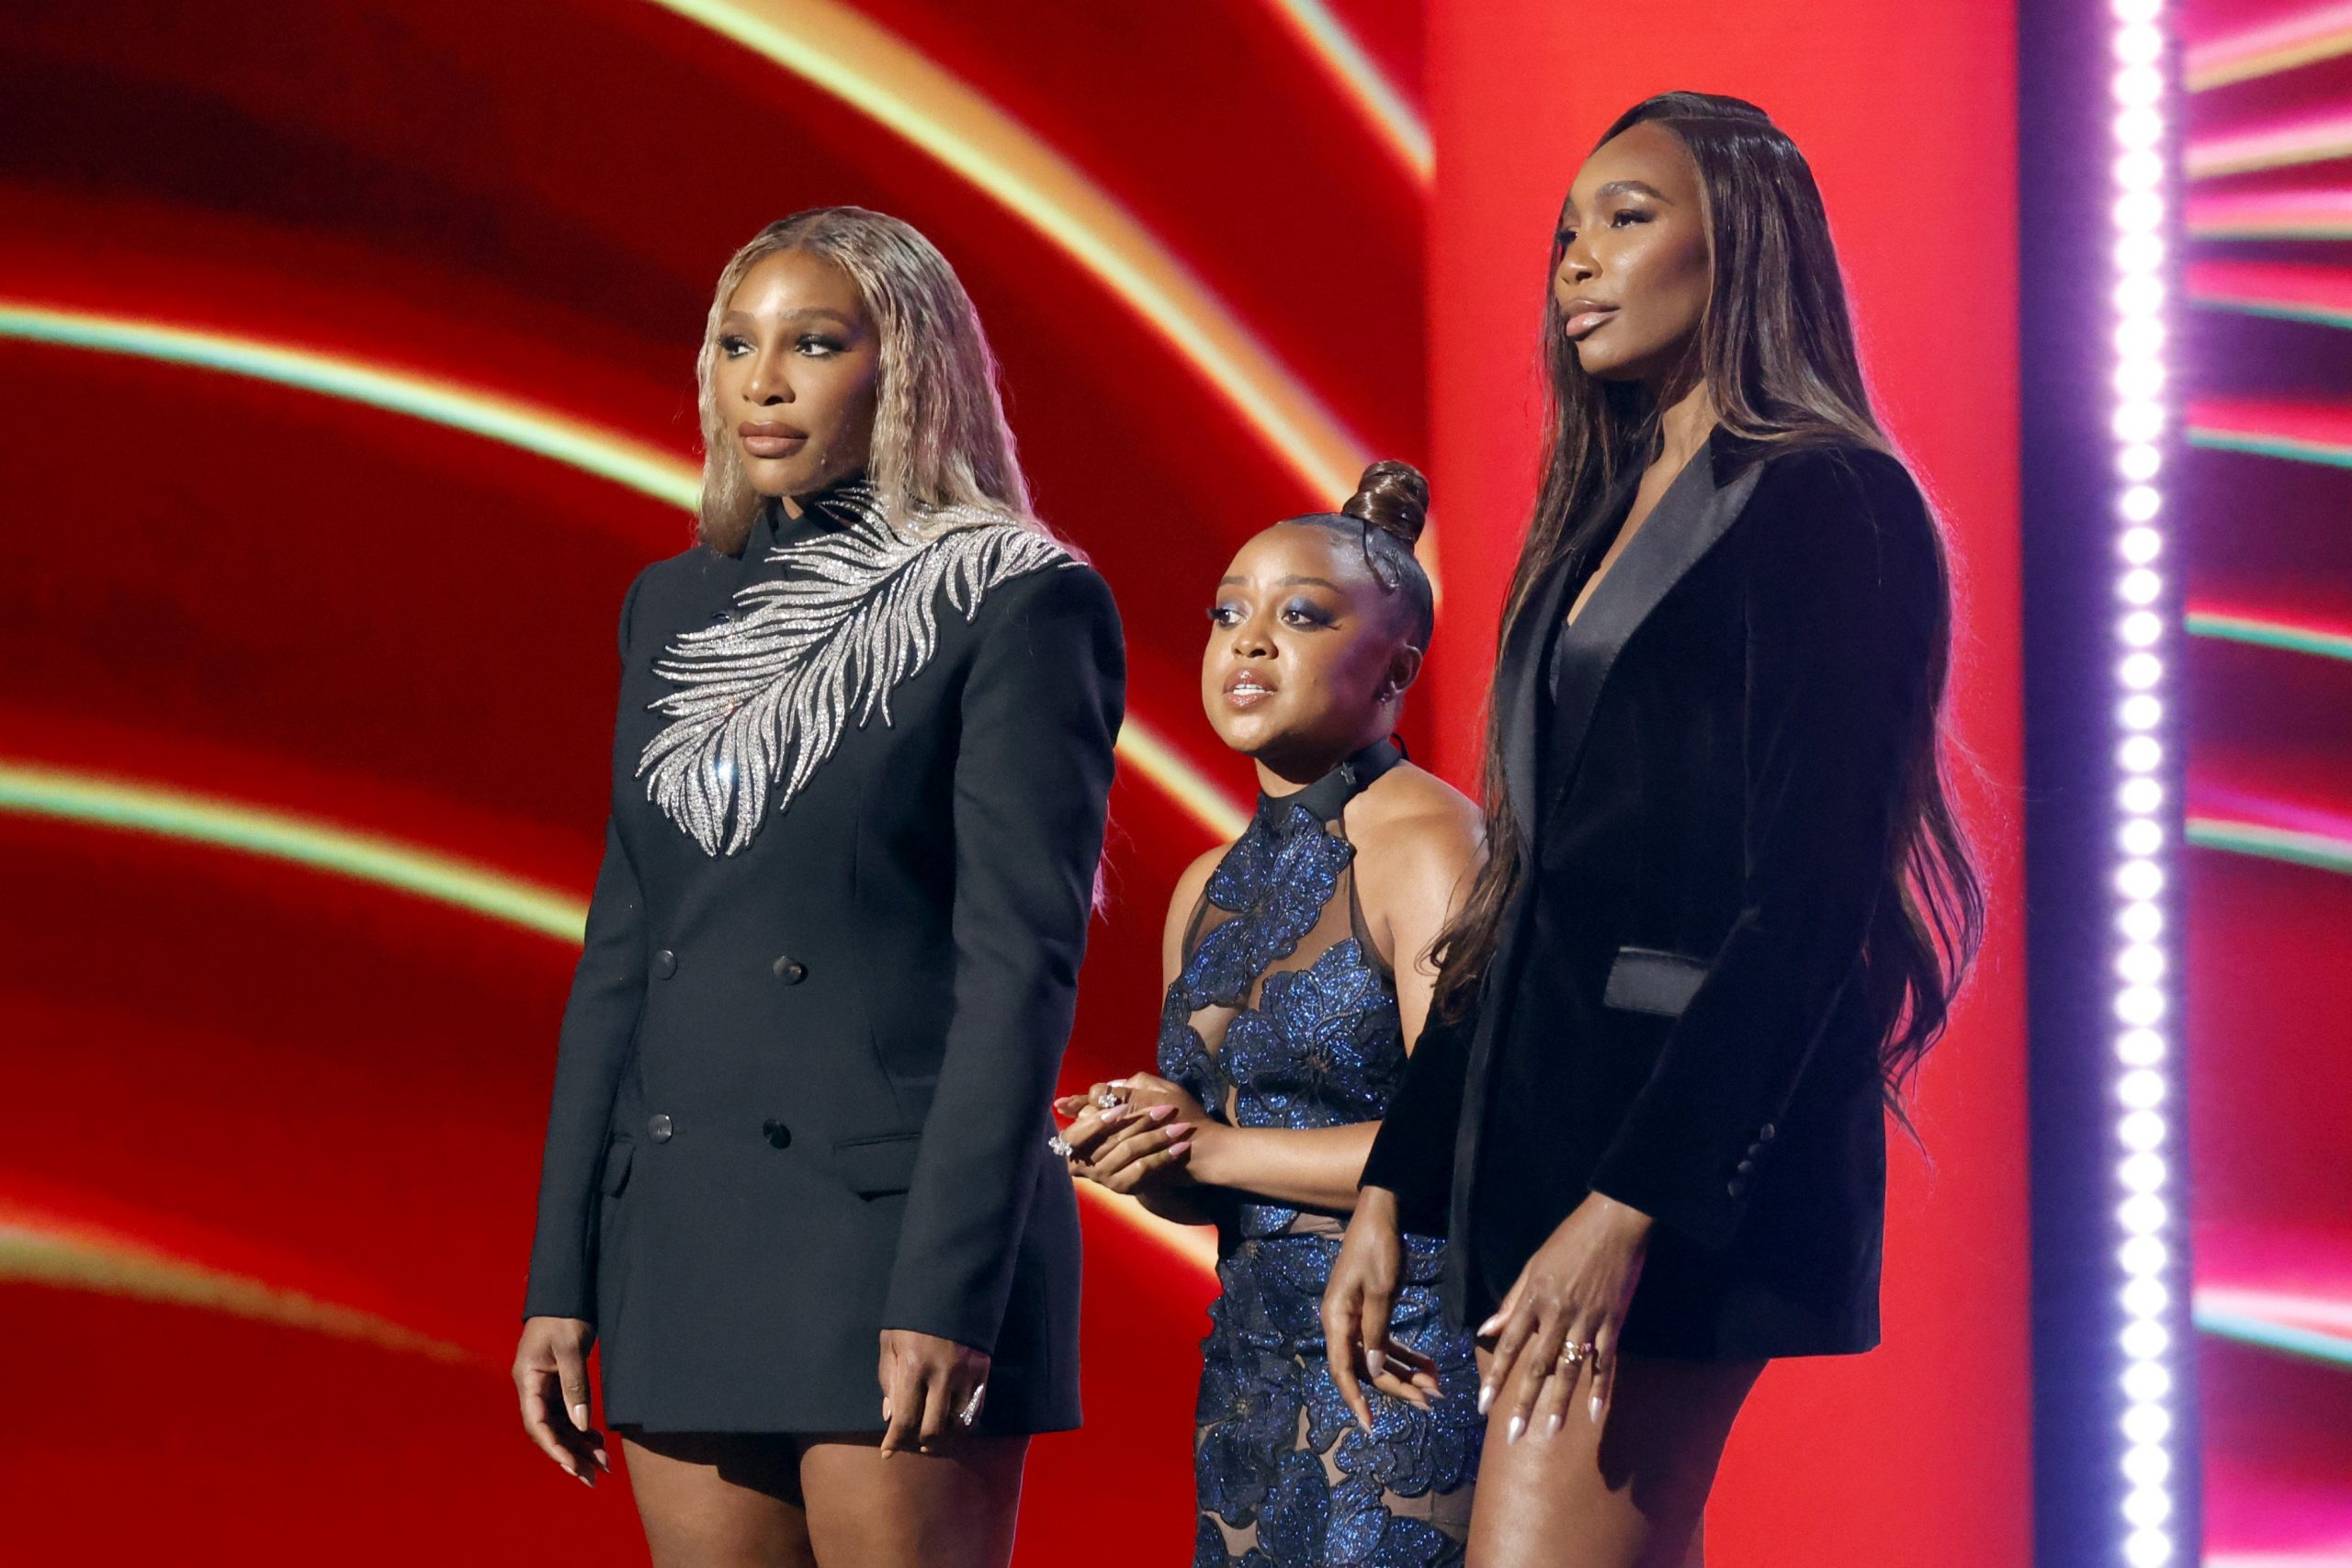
[1476,1191,1654,1443]
[877,1328,992,1456]
[1053,1073,1207,1196]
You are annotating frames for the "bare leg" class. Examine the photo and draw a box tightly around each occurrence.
[619,1429,818,1568]
[801,1434,1028,1568]
[1465,1351,1762,1568]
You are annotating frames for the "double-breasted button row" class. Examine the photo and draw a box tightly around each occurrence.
[1724,1123,1779,1197]
[772,953,808,985]
[645,1111,794,1150]
[652,949,678,979]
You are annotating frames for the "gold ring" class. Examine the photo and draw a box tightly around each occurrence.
[1557,1341,1586,1368]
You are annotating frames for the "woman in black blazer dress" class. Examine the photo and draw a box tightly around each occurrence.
[512,209,1122,1568]
[1323,96,1983,1565]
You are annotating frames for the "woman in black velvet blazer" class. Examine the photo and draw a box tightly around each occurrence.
[512,209,1121,1568]
[1324,96,1982,1565]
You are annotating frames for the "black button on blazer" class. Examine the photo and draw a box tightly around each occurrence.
[524,492,1124,1434]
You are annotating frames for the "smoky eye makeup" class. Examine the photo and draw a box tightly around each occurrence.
[1280,596,1339,627]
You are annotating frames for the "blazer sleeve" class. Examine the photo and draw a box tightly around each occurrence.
[881,560,1125,1353]
[523,570,654,1321]
[1359,1000,1473,1235]
[1589,449,1939,1249]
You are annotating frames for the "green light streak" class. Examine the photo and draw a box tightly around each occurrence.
[2188,818,2352,877]
[0,761,588,942]
[2188,425,2352,469]
[0,303,698,511]
[2191,294,2352,332]
[2196,1305,2352,1370]
[2187,611,2352,663]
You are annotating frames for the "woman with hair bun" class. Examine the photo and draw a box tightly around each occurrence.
[1057,461,1485,1566]
[513,207,1123,1567]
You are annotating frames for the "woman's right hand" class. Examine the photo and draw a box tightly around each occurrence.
[1322,1185,1441,1430]
[513,1315,608,1485]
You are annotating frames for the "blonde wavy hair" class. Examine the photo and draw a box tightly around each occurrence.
[694,207,1057,555]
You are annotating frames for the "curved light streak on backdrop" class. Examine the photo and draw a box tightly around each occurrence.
[0,304,1249,847]
[0,758,1227,1279]
[642,0,1399,545]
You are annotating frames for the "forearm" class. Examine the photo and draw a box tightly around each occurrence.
[1188,1121,1380,1213]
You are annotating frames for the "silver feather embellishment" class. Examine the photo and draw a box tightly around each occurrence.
[638,484,1073,855]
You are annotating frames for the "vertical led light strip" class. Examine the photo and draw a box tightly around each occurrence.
[2109,4,2185,1566]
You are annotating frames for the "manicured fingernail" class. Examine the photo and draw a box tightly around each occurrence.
[1147,1104,1176,1121]
[1477,1314,1504,1337]
[1102,1104,1130,1121]
[1477,1384,1495,1415]
[577,1471,594,1488]
[1589,1393,1604,1424]
[1544,1414,1561,1438]
[1506,1416,1525,1444]
[594,1450,610,1471]
[571,1404,590,1430]
[1169,1122,1195,1134]
[1365,1349,1386,1378]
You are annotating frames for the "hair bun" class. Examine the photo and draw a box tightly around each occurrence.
[1340,460,1430,548]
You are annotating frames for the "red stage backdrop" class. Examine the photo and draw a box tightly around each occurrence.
[0,3,2025,1562]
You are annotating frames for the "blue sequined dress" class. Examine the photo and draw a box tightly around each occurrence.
[1159,741,1482,1567]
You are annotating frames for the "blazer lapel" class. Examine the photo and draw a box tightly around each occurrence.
[1543,432,1762,812]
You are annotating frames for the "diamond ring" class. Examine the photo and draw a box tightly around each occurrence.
[1095,1088,1126,1111]
[956,1384,987,1427]
[1046,1134,1074,1158]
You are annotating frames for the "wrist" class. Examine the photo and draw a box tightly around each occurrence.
[1186,1120,1238,1187]
[1586,1191,1657,1240]
[1354,1183,1402,1223]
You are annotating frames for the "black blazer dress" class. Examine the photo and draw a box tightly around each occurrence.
[524,480,1124,1433]
[1363,431,1941,1360]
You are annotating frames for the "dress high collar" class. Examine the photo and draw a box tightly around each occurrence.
[1253,738,1404,836]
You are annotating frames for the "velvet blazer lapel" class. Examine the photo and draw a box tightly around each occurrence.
[1541,431,1764,818]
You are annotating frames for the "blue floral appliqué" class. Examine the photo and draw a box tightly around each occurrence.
[1162,795,1480,1566]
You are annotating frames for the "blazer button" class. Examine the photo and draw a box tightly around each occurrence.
[652,949,677,979]
[1758,1123,1777,1142]
[772,954,808,985]
[1736,1158,1757,1176]
[762,1119,793,1149]
[649,1112,674,1143]
[1726,1177,1747,1198]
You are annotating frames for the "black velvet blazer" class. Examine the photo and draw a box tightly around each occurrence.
[523,485,1123,1433]
[1362,431,1940,1360]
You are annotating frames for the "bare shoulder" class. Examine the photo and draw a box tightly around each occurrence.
[1346,762,1485,899]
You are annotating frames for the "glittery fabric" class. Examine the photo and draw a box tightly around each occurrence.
[637,482,1071,855]
[1159,785,1482,1565]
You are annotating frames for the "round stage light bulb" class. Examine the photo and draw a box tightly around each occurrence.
[2120,694,2162,731]
[2124,1485,2172,1529]
[2111,0,2162,23]
[2122,1401,2171,1444]
[2114,359,2166,400]
[2117,942,2165,983]
[2113,191,2165,233]
[2120,1110,2165,1151]
[2120,524,2161,561]
[2121,1360,2171,1403]
[2119,735,2162,773]
[2123,1442,2171,1487]
[2125,1527,2173,1568]
[2122,1274,2169,1317]
[2119,898,2165,941]
[2120,568,2163,605]
[2120,777,2163,815]
[2120,1235,2168,1276]
[2120,819,2164,859]
[2121,610,2164,647]
[2114,148,2164,190]
[2114,108,2160,150]
[2116,858,2163,898]
[2117,986,2165,1026]
[2114,400,2165,442]
[2113,65,2163,107]
[2119,1193,2168,1235]
[2115,230,2165,273]
[2117,1030,2166,1067]
[2120,1151,2166,1192]
[2114,23,2164,65]
[2119,441,2161,479]
[2116,316,2165,356]
[2115,274,2165,317]
[2120,650,2161,686]
[2121,1319,2169,1359]
[2120,1068,2166,1109]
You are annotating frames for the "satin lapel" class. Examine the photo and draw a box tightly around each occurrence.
[1543,440,1761,814]
[1496,558,1577,842]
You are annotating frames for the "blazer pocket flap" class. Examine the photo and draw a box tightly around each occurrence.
[831,1133,922,1198]
[598,1136,635,1197]
[1603,946,1711,1018]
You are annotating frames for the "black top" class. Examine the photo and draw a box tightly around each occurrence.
[523,481,1125,1432]
[1362,432,1942,1360]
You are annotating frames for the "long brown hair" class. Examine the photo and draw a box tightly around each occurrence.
[1430,92,1983,1110]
